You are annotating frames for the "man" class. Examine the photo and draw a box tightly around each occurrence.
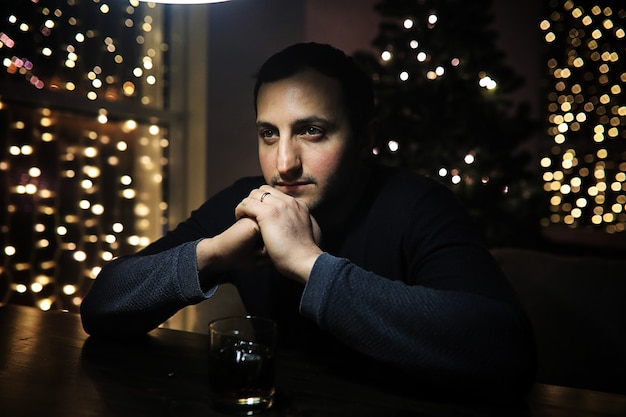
[81,43,536,400]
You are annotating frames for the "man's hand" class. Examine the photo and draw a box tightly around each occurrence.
[195,217,269,273]
[234,185,322,283]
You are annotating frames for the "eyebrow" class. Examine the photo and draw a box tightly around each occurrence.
[256,116,337,129]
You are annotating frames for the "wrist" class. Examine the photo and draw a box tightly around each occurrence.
[196,237,220,272]
[286,248,323,284]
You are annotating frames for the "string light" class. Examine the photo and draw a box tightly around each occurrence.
[0,1,170,311]
[540,1,626,233]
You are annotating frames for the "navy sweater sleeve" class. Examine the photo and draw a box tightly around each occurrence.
[301,253,535,395]
[80,177,264,335]
[80,239,214,335]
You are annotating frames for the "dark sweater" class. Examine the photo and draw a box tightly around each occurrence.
[81,165,536,401]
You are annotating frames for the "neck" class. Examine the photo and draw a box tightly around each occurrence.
[313,162,373,234]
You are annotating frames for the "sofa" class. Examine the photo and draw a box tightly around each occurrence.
[491,248,626,394]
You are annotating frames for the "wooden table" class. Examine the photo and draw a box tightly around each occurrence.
[1,304,624,417]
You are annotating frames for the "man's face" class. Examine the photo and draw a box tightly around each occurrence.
[256,70,362,212]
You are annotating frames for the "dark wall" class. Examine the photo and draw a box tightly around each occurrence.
[205,0,543,198]
[206,0,306,198]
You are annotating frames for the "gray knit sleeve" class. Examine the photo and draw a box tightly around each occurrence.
[299,252,533,393]
[80,239,218,335]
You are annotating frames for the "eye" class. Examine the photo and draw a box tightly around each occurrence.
[302,126,324,137]
[259,128,278,141]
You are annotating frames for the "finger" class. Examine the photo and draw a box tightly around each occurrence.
[310,214,322,245]
[259,190,272,203]
[235,189,265,220]
[252,243,270,265]
[234,201,252,221]
[257,185,290,203]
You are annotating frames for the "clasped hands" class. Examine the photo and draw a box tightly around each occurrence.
[196,185,322,283]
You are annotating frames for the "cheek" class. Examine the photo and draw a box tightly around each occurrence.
[258,149,275,179]
[306,148,346,180]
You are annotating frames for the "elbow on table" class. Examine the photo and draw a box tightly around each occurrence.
[495,346,537,400]
[476,322,537,401]
[447,308,538,401]
[79,296,117,336]
[79,296,158,337]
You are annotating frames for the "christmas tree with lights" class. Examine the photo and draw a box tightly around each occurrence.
[355,0,546,247]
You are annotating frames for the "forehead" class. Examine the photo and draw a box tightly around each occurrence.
[256,70,347,120]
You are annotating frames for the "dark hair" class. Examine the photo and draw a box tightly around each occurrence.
[253,43,375,138]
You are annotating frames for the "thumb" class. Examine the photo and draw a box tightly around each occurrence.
[310,215,322,246]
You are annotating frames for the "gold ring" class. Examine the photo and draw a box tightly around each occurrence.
[260,191,271,203]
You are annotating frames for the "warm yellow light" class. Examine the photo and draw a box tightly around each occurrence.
[63,285,77,295]
[38,299,52,311]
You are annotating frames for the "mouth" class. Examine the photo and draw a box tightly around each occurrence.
[275,181,313,195]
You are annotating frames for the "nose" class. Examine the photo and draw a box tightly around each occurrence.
[276,137,302,177]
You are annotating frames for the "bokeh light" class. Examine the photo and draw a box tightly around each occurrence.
[540,2,626,233]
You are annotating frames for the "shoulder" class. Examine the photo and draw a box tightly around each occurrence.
[368,165,462,212]
[363,165,475,242]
